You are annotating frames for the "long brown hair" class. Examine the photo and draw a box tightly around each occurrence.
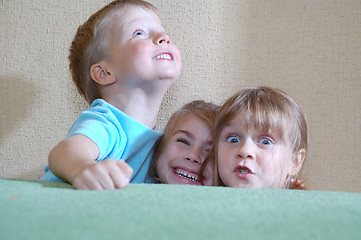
[148,100,220,183]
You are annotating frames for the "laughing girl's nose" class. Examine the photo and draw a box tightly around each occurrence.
[185,149,202,165]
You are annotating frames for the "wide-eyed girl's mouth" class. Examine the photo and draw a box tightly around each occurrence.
[174,168,200,182]
[235,166,254,176]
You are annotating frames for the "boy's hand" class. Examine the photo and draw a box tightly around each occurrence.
[72,159,133,190]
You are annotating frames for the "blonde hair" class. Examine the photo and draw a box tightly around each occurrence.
[148,100,220,183]
[210,86,308,189]
[68,0,158,104]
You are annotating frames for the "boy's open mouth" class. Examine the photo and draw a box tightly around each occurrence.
[174,168,200,182]
[153,53,173,60]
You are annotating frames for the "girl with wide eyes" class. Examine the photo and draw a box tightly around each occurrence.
[148,100,220,186]
[201,86,308,190]
[225,135,274,148]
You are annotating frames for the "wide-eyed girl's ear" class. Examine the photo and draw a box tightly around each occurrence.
[289,148,306,176]
[90,61,116,85]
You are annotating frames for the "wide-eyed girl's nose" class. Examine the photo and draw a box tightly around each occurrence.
[238,139,255,160]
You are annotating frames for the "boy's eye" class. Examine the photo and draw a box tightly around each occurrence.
[259,138,272,145]
[226,136,240,143]
[133,29,146,37]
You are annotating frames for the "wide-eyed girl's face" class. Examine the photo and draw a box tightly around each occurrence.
[217,113,295,189]
[156,114,214,186]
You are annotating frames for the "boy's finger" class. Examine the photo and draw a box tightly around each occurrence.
[116,161,133,179]
[74,177,103,190]
[109,168,129,189]
[97,173,116,190]
[106,161,132,189]
[85,163,115,190]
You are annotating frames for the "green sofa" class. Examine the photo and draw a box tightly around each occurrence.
[1,179,360,240]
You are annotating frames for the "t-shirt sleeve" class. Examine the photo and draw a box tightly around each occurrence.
[66,106,126,161]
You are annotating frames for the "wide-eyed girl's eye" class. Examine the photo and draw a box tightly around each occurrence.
[259,138,272,145]
[226,136,240,143]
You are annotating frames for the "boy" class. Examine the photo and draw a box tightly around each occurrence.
[40,0,181,190]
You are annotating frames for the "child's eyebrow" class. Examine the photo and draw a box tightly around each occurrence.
[221,123,235,131]
[174,130,192,137]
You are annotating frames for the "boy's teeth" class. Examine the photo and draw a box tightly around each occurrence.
[154,54,171,60]
[175,168,199,182]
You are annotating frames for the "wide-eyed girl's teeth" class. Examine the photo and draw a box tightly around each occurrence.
[239,168,250,174]
[175,168,199,182]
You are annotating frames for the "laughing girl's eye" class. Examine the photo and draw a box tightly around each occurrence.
[177,138,190,146]
[227,136,240,143]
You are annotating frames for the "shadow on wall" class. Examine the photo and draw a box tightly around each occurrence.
[0,76,36,141]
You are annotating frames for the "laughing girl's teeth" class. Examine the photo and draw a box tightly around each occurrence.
[175,168,199,182]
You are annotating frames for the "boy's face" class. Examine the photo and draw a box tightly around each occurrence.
[106,6,181,85]
[156,114,214,186]
[217,113,294,189]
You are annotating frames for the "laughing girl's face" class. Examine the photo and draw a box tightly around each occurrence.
[156,113,214,186]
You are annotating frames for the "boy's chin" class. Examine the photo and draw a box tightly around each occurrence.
[158,70,181,82]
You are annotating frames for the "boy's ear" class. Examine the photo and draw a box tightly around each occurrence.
[290,148,306,176]
[90,62,116,85]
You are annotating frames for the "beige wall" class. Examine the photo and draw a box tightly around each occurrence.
[1,0,360,192]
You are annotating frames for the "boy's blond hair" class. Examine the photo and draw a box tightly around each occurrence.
[69,0,158,104]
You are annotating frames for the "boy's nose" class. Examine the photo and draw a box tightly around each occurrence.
[155,33,171,45]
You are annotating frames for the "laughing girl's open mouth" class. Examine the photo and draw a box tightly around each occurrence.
[174,168,200,182]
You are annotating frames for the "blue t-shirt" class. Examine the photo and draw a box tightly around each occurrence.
[40,99,162,183]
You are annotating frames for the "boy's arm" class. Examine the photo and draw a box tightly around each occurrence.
[48,135,133,190]
[49,135,99,183]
